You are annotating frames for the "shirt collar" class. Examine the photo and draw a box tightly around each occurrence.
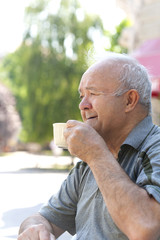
[122,116,154,150]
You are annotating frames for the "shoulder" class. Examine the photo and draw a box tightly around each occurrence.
[138,125,160,166]
[142,125,160,151]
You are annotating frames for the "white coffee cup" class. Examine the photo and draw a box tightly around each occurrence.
[53,123,67,149]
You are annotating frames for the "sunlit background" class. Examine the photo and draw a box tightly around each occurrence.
[0,0,125,56]
[0,0,160,239]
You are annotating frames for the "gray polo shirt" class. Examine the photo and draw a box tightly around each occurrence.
[39,116,160,239]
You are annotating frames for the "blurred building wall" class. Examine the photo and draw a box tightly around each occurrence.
[117,0,160,52]
[117,0,160,125]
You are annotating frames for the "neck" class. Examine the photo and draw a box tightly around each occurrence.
[105,110,148,158]
[106,134,127,159]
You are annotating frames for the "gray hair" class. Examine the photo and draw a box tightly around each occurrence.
[109,53,152,114]
[88,51,152,114]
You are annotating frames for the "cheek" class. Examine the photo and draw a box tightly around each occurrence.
[80,110,85,121]
[97,100,118,122]
[95,100,108,117]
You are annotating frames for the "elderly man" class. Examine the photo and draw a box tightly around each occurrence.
[18,53,160,240]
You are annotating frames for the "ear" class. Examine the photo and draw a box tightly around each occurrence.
[125,89,140,113]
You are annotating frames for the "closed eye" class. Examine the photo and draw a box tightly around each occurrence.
[79,95,84,100]
[90,91,100,96]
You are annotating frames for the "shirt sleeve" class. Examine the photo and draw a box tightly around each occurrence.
[136,139,160,203]
[39,161,85,235]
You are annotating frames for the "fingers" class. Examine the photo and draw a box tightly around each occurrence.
[17,224,55,240]
[64,120,81,138]
[66,120,82,128]
[64,120,84,140]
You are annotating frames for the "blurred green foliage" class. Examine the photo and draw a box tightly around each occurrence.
[1,0,103,144]
[0,0,129,145]
[105,19,131,53]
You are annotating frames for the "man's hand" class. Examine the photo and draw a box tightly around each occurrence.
[17,224,56,240]
[18,214,64,240]
[64,120,107,164]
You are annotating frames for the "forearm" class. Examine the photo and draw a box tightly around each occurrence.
[89,149,160,240]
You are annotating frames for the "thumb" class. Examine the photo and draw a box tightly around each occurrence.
[50,233,56,240]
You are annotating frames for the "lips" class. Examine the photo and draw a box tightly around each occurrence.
[88,116,96,119]
[86,114,97,120]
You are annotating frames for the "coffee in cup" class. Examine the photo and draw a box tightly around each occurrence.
[53,123,67,149]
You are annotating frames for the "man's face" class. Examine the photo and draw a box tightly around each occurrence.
[78,60,127,141]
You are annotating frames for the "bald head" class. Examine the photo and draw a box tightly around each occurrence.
[85,52,152,114]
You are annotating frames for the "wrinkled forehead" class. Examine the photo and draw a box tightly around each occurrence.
[79,58,120,91]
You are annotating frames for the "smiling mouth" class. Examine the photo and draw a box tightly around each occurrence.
[87,116,97,120]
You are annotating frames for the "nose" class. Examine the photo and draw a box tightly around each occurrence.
[79,97,92,110]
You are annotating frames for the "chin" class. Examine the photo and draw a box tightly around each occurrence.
[88,122,100,132]
[85,120,96,128]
